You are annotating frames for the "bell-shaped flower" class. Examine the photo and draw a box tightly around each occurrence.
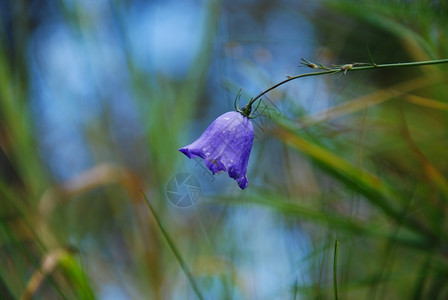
[179,111,254,189]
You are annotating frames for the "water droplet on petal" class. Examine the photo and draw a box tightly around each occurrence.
[205,152,210,156]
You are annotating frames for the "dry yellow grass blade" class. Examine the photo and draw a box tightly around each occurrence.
[273,125,436,241]
[36,163,144,250]
[35,165,164,298]
[21,248,70,300]
[38,163,142,219]
[401,116,448,200]
[403,94,448,111]
[299,74,444,128]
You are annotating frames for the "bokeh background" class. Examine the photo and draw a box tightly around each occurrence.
[1,0,448,299]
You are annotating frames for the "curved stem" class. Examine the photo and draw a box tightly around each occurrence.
[248,58,448,107]
[248,69,338,107]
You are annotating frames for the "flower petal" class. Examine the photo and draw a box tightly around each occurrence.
[179,111,254,189]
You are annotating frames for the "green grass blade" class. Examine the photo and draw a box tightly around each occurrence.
[141,192,204,300]
[272,120,440,244]
[213,194,432,253]
[333,240,339,300]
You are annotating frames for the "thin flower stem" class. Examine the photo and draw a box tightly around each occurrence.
[248,58,448,107]
[249,69,338,107]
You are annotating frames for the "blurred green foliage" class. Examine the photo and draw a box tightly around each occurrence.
[1,0,448,299]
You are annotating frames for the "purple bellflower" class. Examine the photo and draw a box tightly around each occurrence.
[179,111,254,189]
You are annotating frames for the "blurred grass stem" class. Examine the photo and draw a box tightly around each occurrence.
[141,192,204,300]
[333,240,339,300]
